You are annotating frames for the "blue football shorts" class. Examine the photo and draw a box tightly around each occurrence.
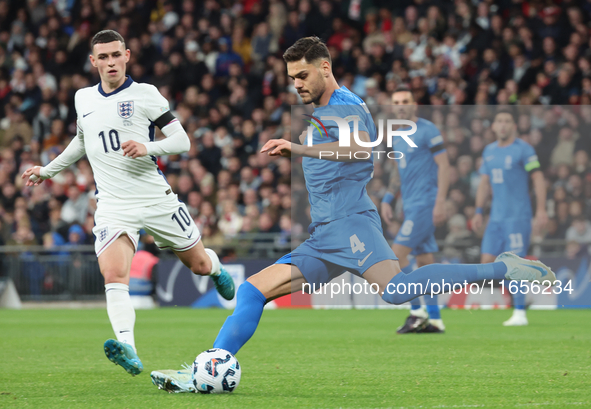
[275,210,397,288]
[393,205,438,255]
[481,219,532,257]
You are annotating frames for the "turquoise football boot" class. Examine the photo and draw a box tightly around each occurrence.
[211,266,235,300]
[104,339,143,376]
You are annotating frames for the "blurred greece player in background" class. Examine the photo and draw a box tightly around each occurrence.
[472,109,548,326]
[381,85,450,334]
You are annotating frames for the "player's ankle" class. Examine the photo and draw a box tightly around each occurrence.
[512,308,526,318]
[429,318,445,330]
[205,248,221,276]
[410,308,428,319]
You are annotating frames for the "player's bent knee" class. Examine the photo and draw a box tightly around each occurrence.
[101,267,129,284]
[246,276,266,293]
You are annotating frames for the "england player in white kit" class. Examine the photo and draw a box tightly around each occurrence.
[22,30,235,376]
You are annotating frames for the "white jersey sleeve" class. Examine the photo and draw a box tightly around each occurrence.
[140,85,190,156]
[40,91,86,178]
[141,84,173,122]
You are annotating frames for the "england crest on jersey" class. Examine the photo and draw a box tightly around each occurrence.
[118,101,134,119]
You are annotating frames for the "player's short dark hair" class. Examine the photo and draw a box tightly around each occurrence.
[91,30,125,51]
[283,36,331,66]
[392,84,415,101]
[494,107,516,123]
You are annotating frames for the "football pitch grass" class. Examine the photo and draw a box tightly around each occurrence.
[1,308,589,409]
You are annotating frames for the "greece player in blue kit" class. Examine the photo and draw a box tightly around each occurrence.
[472,109,548,326]
[381,87,450,334]
[150,38,556,393]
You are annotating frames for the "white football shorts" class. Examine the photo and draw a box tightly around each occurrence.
[93,197,201,256]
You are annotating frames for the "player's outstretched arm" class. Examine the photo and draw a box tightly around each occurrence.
[261,131,373,162]
[472,173,490,231]
[21,135,86,186]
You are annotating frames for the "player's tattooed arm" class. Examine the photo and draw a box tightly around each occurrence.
[530,170,548,230]
[380,161,400,223]
[386,161,401,197]
[433,152,450,225]
[471,173,490,232]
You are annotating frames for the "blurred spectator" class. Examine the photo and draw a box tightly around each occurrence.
[60,185,88,225]
[443,214,471,259]
[67,224,86,246]
[566,216,591,246]
[218,199,243,237]
[0,0,587,260]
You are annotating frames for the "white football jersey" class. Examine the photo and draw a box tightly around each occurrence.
[75,77,174,209]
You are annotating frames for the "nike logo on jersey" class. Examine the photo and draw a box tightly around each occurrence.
[358,251,373,267]
[119,330,130,333]
[187,230,194,239]
[83,111,95,118]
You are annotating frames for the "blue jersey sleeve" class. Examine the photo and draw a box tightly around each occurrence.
[479,147,490,176]
[520,141,541,173]
[344,106,370,137]
[425,125,445,156]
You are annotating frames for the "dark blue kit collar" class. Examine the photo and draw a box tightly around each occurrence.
[98,76,134,97]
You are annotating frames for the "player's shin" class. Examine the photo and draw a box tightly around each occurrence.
[381,262,507,304]
[105,283,136,351]
[507,280,527,310]
[213,281,266,355]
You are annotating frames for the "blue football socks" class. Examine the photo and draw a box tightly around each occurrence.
[213,281,267,355]
[506,279,527,310]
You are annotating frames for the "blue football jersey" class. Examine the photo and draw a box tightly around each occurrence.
[479,138,540,221]
[392,118,445,211]
[303,86,377,227]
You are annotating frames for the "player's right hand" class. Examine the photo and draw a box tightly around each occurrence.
[471,213,483,231]
[380,202,393,224]
[261,139,292,158]
[21,166,45,186]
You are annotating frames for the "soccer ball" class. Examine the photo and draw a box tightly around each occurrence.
[192,348,241,394]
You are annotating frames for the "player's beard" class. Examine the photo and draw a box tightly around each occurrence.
[304,77,326,105]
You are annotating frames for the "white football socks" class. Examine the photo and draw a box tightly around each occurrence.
[410,308,428,319]
[105,283,136,352]
[429,318,445,330]
[205,248,221,276]
[512,308,527,319]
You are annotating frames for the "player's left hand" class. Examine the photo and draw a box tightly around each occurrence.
[21,166,45,186]
[122,140,148,159]
[534,209,548,231]
[433,198,446,226]
[261,139,293,158]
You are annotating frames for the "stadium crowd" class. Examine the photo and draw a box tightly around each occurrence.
[0,0,590,258]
